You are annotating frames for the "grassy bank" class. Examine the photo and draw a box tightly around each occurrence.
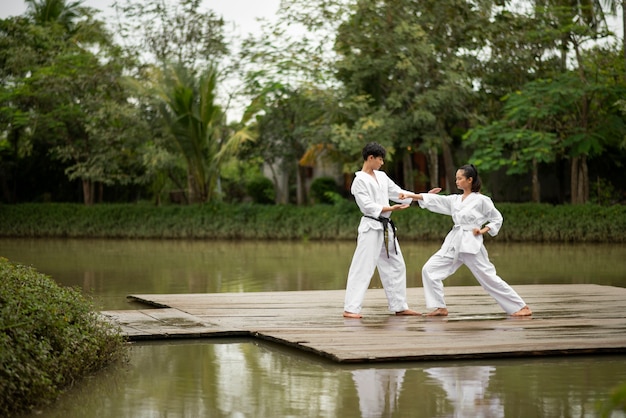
[1,202,624,243]
[0,258,127,417]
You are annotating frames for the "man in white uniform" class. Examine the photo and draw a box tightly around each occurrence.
[343,142,440,318]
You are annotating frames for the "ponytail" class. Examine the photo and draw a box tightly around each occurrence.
[460,164,482,192]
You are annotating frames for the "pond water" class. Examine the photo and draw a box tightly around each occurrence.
[3,238,626,418]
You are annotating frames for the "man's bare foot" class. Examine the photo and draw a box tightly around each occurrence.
[426,308,448,317]
[511,306,532,317]
[343,311,363,319]
[395,309,421,316]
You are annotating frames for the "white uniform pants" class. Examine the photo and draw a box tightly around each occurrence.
[422,247,526,314]
[344,226,410,314]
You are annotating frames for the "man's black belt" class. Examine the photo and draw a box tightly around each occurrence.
[363,215,398,258]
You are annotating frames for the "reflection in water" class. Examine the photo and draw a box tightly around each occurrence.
[4,239,626,417]
[19,341,626,418]
[352,368,406,418]
[424,366,502,418]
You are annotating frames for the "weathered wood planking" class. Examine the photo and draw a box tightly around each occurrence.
[100,284,626,363]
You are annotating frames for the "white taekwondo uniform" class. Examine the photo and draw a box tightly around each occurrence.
[344,170,414,314]
[418,192,527,314]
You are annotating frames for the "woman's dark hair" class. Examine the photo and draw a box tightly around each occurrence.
[362,142,386,160]
[459,164,482,192]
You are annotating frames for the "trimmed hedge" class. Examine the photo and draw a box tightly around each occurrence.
[0,258,127,417]
[0,201,624,243]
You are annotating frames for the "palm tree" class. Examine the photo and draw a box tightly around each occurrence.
[158,65,253,203]
[25,0,85,33]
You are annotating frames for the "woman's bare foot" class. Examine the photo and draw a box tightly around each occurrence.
[395,309,421,316]
[426,308,448,317]
[343,311,363,319]
[511,306,532,317]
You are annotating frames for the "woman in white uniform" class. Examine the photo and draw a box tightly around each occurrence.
[400,164,532,317]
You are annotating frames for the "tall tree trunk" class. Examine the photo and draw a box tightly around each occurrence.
[571,157,579,204]
[426,147,439,189]
[580,155,589,203]
[267,163,288,204]
[531,158,540,203]
[570,155,589,204]
[441,140,456,192]
[296,163,308,206]
[187,172,197,204]
[82,179,94,205]
[402,152,414,191]
[187,171,208,203]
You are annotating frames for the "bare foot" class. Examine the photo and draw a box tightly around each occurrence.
[426,308,448,317]
[395,309,421,316]
[511,306,532,317]
[343,311,363,319]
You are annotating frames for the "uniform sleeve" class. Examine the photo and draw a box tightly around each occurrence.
[418,193,454,216]
[351,177,383,218]
[386,177,413,205]
[482,196,503,237]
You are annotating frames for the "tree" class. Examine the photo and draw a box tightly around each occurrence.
[466,0,623,203]
[112,0,249,204]
[0,17,66,202]
[25,0,84,32]
[112,0,228,74]
[236,1,345,204]
[330,0,486,191]
[536,1,622,202]
[23,48,147,204]
[464,82,562,202]
[1,1,148,204]
[249,85,331,204]
[466,46,626,203]
[156,65,253,203]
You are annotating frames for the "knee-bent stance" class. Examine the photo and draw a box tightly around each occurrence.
[422,249,526,314]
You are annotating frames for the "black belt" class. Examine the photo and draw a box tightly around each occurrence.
[363,215,398,257]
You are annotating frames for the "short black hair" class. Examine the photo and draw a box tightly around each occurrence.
[362,142,386,161]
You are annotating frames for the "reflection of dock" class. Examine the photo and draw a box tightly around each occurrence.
[101,284,626,363]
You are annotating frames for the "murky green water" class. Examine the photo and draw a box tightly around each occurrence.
[3,238,626,417]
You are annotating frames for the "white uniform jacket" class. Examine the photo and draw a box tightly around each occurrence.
[418,193,503,258]
[351,170,412,234]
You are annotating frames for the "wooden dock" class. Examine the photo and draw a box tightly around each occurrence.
[100,284,626,363]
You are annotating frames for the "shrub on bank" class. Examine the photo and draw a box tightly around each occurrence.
[0,258,127,417]
[0,201,624,243]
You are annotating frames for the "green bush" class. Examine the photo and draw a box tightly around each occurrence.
[0,201,624,243]
[310,177,339,204]
[0,258,127,417]
[246,176,275,204]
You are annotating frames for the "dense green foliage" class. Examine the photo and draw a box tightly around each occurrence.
[0,257,126,417]
[2,0,625,207]
[245,175,276,204]
[310,176,340,204]
[0,202,624,243]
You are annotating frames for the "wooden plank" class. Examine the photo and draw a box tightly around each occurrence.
[100,308,247,339]
[100,284,626,363]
